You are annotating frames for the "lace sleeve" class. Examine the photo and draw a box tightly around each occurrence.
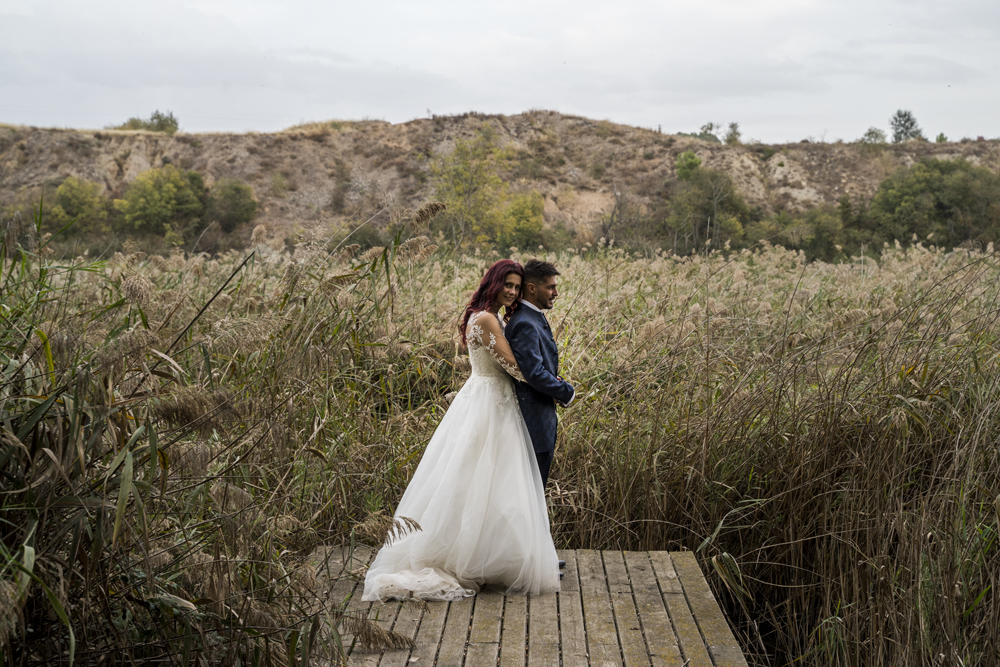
[487,331,525,382]
[478,315,525,382]
[467,311,485,351]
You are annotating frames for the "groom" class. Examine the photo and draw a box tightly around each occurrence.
[506,259,575,489]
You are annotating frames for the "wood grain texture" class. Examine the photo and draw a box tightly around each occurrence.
[670,552,748,667]
[556,550,589,667]
[323,549,746,667]
[577,549,623,667]
[603,551,650,667]
[437,596,475,666]
[650,552,713,667]
[466,591,504,667]
[623,552,684,667]
[349,601,401,667]
[378,599,426,667]
[499,593,527,667]
[408,598,449,666]
[341,547,375,659]
[528,593,560,667]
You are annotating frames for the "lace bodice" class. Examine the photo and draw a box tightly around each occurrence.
[467,311,525,382]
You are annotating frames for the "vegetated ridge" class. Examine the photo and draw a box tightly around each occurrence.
[2,110,999,242]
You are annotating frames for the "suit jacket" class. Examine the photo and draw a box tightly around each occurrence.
[506,304,575,455]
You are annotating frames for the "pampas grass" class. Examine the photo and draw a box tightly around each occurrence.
[4,202,1000,666]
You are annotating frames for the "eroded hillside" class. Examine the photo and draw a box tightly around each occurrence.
[2,110,999,242]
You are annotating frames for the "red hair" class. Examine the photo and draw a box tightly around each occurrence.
[460,259,524,344]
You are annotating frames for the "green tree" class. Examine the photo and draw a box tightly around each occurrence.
[664,165,750,254]
[206,179,257,233]
[113,165,205,236]
[500,192,545,249]
[860,127,887,145]
[724,122,742,145]
[700,122,721,142]
[431,125,512,248]
[890,109,924,143]
[675,151,702,181]
[936,132,948,143]
[785,207,844,261]
[47,177,110,233]
[869,158,1000,248]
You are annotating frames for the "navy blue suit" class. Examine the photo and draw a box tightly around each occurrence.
[506,303,574,487]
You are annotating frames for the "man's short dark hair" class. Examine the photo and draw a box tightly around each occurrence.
[523,259,560,285]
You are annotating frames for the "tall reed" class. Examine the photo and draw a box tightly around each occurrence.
[3,204,998,666]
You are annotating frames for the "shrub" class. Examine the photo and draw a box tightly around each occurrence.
[113,165,205,236]
[662,165,750,253]
[674,151,702,181]
[206,179,257,233]
[109,110,179,134]
[724,121,742,145]
[47,176,110,234]
[500,191,544,249]
[676,128,721,143]
[430,124,512,248]
[860,126,887,145]
[869,157,1000,248]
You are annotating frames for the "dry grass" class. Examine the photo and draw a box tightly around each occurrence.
[3,213,1000,665]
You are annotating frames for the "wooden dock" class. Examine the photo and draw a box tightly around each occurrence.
[313,548,747,667]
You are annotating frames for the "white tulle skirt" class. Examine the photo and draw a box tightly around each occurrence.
[362,375,560,601]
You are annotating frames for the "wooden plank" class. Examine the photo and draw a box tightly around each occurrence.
[623,552,684,667]
[330,549,744,667]
[436,596,475,666]
[308,545,372,607]
[466,591,504,667]
[603,551,649,667]
[647,551,681,595]
[528,592,559,667]
[670,552,748,667]
[556,550,588,666]
[499,593,527,667]
[309,545,360,610]
[377,599,426,667]
[577,549,623,667]
[349,601,401,667]
[649,552,712,667]
[338,547,374,658]
[407,600,449,666]
[309,546,365,665]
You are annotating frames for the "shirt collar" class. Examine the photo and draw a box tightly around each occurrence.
[518,299,544,314]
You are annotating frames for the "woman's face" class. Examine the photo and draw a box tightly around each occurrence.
[494,273,522,309]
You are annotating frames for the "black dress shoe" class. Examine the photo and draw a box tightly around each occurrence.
[559,571,564,579]
[558,560,566,569]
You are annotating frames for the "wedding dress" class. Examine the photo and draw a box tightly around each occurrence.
[361,311,560,601]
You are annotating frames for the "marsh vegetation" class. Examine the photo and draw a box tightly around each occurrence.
[2,203,999,665]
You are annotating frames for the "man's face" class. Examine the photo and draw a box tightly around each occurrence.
[531,276,559,309]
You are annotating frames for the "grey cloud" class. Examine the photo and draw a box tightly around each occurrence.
[811,51,985,85]
[1,0,998,142]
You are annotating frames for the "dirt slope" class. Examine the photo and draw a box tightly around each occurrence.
[2,110,998,242]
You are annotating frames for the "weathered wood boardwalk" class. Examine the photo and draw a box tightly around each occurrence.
[315,548,747,667]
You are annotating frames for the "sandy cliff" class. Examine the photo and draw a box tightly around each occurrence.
[2,110,998,241]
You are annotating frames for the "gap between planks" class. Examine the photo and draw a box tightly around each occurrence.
[343,551,746,667]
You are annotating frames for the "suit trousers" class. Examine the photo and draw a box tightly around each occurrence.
[535,450,554,488]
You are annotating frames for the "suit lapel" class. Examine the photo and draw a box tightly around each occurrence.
[531,307,551,335]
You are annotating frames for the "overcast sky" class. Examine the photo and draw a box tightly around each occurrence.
[1,0,998,143]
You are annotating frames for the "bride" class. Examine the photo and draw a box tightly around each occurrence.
[362,259,560,601]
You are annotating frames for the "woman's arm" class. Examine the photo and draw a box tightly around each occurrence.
[476,314,526,382]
